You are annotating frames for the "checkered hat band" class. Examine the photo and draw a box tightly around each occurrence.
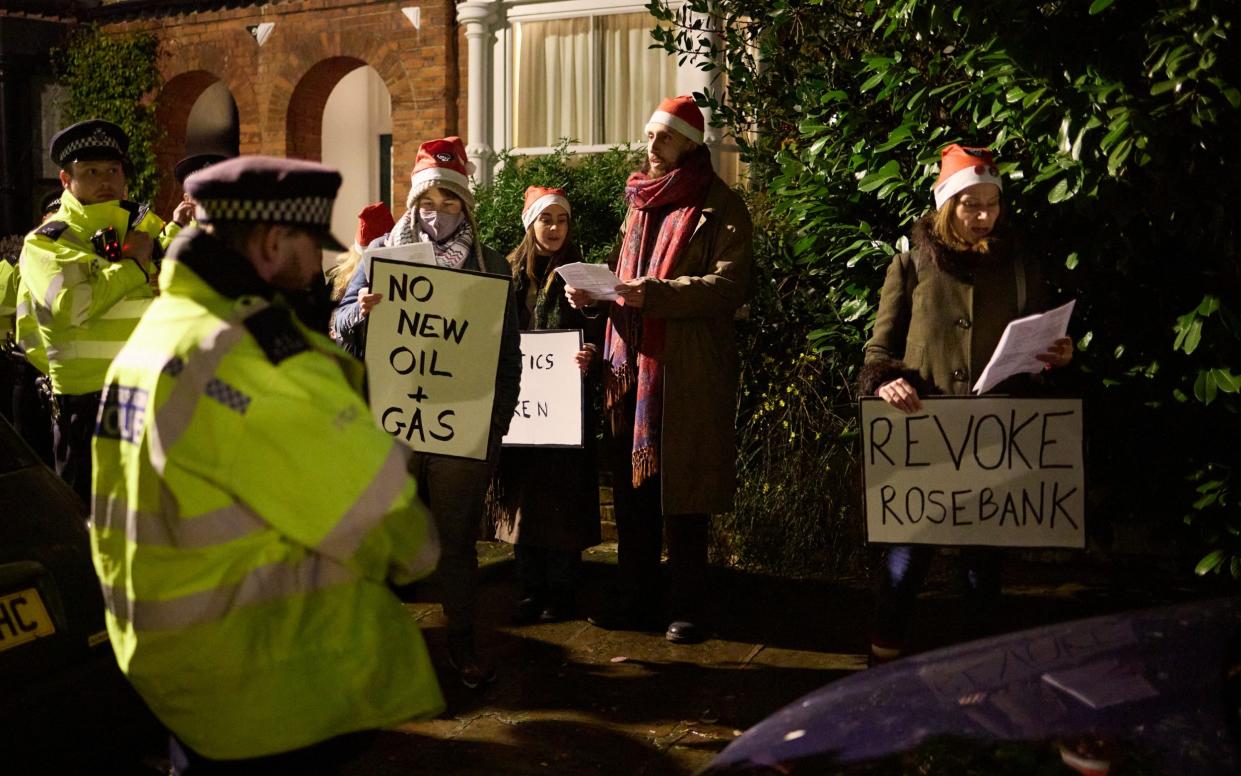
[62,134,123,159]
[197,196,334,225]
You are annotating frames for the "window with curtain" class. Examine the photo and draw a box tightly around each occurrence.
[512,12,678,148]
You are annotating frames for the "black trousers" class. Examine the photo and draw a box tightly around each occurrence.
[871,544,1002,649]
[0,354,53,466]
[52,391,101,506]
[609,393,709,622]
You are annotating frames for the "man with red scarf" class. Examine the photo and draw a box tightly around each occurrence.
[568,95,754,644]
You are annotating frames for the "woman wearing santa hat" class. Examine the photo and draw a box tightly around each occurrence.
[332,137,522,689]
[492,186,603,624]
[859,143,1073,666]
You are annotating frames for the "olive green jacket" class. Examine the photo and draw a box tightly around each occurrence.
[861,216,1046,398]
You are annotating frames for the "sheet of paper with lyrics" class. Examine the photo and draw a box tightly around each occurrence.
[554,262,621,302]
[972,299,1076,395]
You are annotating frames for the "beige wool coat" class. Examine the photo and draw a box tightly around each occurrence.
[623,174,755,516]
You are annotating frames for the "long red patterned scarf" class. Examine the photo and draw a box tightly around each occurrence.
[606,145,713,487]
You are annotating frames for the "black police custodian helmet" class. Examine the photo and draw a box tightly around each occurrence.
[174,153,231,186]
[50,119,131,170]
[184,155,347,251]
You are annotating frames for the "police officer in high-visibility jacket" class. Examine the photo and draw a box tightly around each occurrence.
[18,118,165,502]
[91,155,444,770]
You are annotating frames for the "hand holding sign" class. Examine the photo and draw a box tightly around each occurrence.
[358,287,383,318]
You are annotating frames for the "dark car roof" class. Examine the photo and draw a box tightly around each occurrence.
[707,597,1241,774]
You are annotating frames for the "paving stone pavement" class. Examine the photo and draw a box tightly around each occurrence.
[334,542,1214,775]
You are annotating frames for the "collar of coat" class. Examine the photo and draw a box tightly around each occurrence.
[165,226,276,303]
[910,212,1010,281]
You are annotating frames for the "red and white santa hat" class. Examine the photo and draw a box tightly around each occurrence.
[933,144,1003,210]
[354,202,395,253]
[409,136,476,210]
[645,95,705,145]
[521,186,571,231]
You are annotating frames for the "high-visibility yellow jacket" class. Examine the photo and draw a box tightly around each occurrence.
[91,227,444,760]
[17,190,163,394]
[1,257,16,345]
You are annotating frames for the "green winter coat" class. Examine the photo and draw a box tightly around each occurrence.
[860,215,1047,398]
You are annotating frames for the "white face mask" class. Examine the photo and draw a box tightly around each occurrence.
[418,209,464,241]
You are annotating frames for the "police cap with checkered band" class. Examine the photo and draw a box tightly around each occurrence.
[50,118,131,169]
[184,155,347,251]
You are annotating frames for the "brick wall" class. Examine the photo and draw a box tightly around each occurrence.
[102,0,461,217]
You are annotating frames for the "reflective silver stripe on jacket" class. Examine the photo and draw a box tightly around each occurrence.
[44,339,127,361]
[99,554,357,631]
[99,299,151,320]
[147,301,268,474]
[92,493,267,549]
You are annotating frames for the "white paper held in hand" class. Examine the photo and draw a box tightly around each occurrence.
[554,262,621,302]
[362,242,435,281]
[972,299,1076,395]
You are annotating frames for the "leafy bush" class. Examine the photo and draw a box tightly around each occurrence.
[651,0,1240,578]
[473,143,644,264]
[53,25,162,204]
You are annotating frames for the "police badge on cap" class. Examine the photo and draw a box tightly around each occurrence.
[50,119,131,169]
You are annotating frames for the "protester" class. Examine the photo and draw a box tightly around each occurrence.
[16,118,166,503]
[858,143,1074,665]
[328,202,395,311]
[494,186,602,623]
[566,96,754,645]
[90,155,444,772]
[333,137,522,688]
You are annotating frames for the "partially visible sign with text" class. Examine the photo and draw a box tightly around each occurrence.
[861,397,1085,548]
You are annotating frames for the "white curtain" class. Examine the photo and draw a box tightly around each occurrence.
[599,13,678,146]
[512,18,592,147]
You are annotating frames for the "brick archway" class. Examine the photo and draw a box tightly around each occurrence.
[153,70,230,217]
[285,57,371,162]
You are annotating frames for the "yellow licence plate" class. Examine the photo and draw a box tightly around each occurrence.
[0,588,56,652]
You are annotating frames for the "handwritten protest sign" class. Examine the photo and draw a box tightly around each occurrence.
[503,330,584,448]
[861,397,1085,548]
[366,258,509,460]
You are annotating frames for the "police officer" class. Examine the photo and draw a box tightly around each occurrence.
[158,152,230,249]
[91,155,444,772]
[17,118,166,502]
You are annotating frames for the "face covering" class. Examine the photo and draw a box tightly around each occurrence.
[418,209,464,241]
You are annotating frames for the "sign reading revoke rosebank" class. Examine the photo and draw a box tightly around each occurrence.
[861,397,1085,548]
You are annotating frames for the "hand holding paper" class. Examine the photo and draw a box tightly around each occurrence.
[972,300,1075,395]
[554,262,621,302]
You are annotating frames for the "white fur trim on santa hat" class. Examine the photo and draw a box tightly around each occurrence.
[409,166,475,210]
[522,193,571,231]
[933,164,1003,210]
[646,110,704,145]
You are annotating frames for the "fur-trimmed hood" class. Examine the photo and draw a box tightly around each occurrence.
[910,212,1009,281]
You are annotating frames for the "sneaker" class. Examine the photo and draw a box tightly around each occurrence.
[446,644,497,689]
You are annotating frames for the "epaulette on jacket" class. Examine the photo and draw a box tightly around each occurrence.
[34,220,69,241]
[244,306,310,365]
[121,200,151,229]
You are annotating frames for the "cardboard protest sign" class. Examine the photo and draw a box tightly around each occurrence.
[362,242,433,280]
[366,258,509,460]
[503,330,585,448]
[860,397,1085,548]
